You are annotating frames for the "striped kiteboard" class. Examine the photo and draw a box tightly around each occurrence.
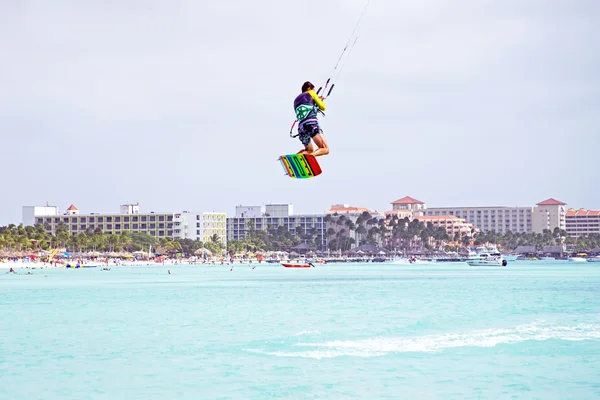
[278,154,322,179]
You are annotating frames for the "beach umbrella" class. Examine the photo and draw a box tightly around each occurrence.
[194,248,212,256]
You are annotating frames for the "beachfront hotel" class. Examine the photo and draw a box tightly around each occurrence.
[387,196,567,235]
[383,197,475,237]
[227,204,328,249]
[566,209,600,237]
[23,203,227,244]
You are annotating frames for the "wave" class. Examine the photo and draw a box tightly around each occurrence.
[246,323,600,359]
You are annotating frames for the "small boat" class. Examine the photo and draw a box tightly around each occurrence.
[568,253,588,262]
[586,256,600,263]
[282,263,313,268]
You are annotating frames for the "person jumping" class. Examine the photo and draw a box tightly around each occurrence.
[293,81,330,157]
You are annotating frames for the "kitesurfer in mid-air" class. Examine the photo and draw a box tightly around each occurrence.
[294,81,329,157]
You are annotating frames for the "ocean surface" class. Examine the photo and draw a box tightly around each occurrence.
[1,261,600,399]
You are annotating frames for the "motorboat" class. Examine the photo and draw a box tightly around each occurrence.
[586,256,600,263]
[281,261,313,268]
[568,253,588,262]
[466,253,507,267]
[464,246,514,262]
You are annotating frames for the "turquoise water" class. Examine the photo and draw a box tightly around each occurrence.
[1,261,600,399]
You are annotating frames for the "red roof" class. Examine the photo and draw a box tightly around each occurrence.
[66,204,78,211]
[566,209,600,217]
[326,205,371,214]
[391,196,424,205]
[536,198,566,206]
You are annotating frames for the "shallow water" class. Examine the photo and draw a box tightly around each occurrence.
[1,261,600,399]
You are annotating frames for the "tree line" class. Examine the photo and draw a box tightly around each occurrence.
[2,216,599,255]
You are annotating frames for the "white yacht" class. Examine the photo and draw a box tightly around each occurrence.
[466,252,507,267]
[568,253,588,262]
[465,246,514,262]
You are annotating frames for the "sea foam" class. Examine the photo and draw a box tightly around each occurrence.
[247,323,600,359]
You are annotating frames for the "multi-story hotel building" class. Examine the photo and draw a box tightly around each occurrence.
[424,205,533,234]
[26,203,226,244]
[566,209,600,237]
[385,196,427,219]
[413,215,476,238]
[392,196,566,234]
[531,198,567,234]
[226,204,327,249]
[174,211,227,244]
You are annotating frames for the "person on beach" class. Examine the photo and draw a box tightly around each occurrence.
[294,81,329,157]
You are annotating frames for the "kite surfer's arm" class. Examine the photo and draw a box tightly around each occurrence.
[308,90,327,111]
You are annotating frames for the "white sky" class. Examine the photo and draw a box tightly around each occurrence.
[1,0,599,224]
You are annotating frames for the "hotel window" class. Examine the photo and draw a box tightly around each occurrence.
[132,216,138,222]
[150,224,156,229]
[98,217,104,222]
[167,216,173,222]
[45,218,52,223]
[167,223,173,229]
[159,216,165,222]
[132,224,138,229]
[124,224,129,229]
[158,231,165,237]
[124,217,130,222]
[141,224,147,229]
[107,217,112,222]
[159,223,165,229]
[167,230,173,236]
[72,225,77,230]
[141,216,147,222]
[115,217,121,222]
[63,217,69,223]
[54,218,60,223]
[107,224,112,229]
[150,216,156,222]
[114,224,120,230]
[98,225,104,230]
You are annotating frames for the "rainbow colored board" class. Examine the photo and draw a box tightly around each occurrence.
[278,154,322,179]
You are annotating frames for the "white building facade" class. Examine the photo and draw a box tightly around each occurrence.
[227,203,327,249]
[565,209,600,237]
[26,203,226,243]
[22,205,59,227]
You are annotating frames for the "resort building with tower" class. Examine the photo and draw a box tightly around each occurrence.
[389,196,568,235]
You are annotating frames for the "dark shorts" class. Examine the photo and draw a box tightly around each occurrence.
[298,121,322,146]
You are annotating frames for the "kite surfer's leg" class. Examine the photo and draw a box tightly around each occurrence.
[298,127,314,155]
[310,133,329,157]
[298,142,314,155]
